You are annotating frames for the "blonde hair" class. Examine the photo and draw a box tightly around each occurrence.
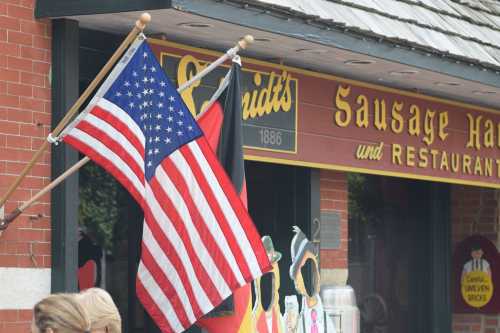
[76,288,121,333]
[34,294,91,333]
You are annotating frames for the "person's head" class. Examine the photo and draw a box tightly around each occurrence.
[76,288,121,333]
[472,248,484,260]
[32,294,91,333]
[471,245,484,260]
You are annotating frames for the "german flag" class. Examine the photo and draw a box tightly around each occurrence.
[196,62,253,332]
[198,61,247,207]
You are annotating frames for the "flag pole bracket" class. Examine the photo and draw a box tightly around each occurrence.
[0,12,152,211]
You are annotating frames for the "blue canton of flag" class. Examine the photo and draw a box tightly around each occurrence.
[105,41,202,180]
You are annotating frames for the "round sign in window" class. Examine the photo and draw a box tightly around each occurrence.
[461,271,494,308]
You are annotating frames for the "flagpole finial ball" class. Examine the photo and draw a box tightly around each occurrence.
[239,35,254,50]
[136,13,151,30]
[140,13,152,24]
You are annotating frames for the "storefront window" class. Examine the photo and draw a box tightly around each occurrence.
[347,175,448,333]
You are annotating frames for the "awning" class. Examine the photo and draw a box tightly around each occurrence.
[36,0,500,109]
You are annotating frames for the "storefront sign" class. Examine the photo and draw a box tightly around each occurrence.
[149,39,500,188]
[453,235,500,313]
[331,84,500,185]
[149,40,298,154]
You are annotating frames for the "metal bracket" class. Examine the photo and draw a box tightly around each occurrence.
[312,217,321,243]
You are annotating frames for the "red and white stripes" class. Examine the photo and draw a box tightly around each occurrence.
[137,137,269,332]
[62,96,270,332]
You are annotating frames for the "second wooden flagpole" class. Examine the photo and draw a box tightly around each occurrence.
[0,35,254,232]
[0,13,152,209]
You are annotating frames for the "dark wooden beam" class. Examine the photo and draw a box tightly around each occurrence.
[35,0,170,18]
[51,18,80,293]
[429,183,452,333]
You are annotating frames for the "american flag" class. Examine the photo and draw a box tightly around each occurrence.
[61,37,271,333]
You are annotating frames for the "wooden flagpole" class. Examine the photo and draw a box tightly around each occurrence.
[0,34,254,232]
[0,13,152,210]
[0,157,90,227]
[177,35,253,92]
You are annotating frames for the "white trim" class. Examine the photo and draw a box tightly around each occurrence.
[0,268,51,309]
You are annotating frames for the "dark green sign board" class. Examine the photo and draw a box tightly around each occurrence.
[161,54,297,153]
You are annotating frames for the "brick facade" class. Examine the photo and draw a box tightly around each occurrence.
[452,185,500,333]
[0,0,51,331]
[0,309,32,332]
[319,170,348,271]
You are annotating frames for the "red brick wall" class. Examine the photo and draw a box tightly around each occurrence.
[319,170,348,269]
[0,310,32,332]
[452,186,498,247]
[451,185,499,333]
[0,0,51,331]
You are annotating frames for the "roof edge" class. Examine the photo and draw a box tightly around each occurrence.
[172,0,500,88]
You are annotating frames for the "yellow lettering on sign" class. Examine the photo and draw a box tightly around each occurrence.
[484,120,494,148]
[467,114,482,150]
[280,71,292,112]
[474,156,483,176]
[385,144,500,178]
[374,98,387,131]
[242,71,292,120]
[418,148,428,168]
[497,123,500,148]
[461,271,493,308]
[485,158,493,177]
[256,72,273,116]
[440,151,449,171]
[406,146,415,167]
[241,70,293,120]
[355,142,384,160]
[408,104,421,136]
[325,81,500,180]
[355,94,369,128]
[334,85,352,127]
[176,54,294,119]
[439,112,449,141]
[271,72,283,112]
[392,144,402,165]
[245,74,260,118]
[451,153,460,173]
[391,101,404,134]
[463,154,472,174]
[177,55,206,116]
[423,109,436,145]
[430,149,439,169]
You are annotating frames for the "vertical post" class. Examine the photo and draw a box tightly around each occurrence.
[309,168,320,284]
[51,19,80,293]
[408,181,431,333]
[430,183,452,333]
[310,168,320,234]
